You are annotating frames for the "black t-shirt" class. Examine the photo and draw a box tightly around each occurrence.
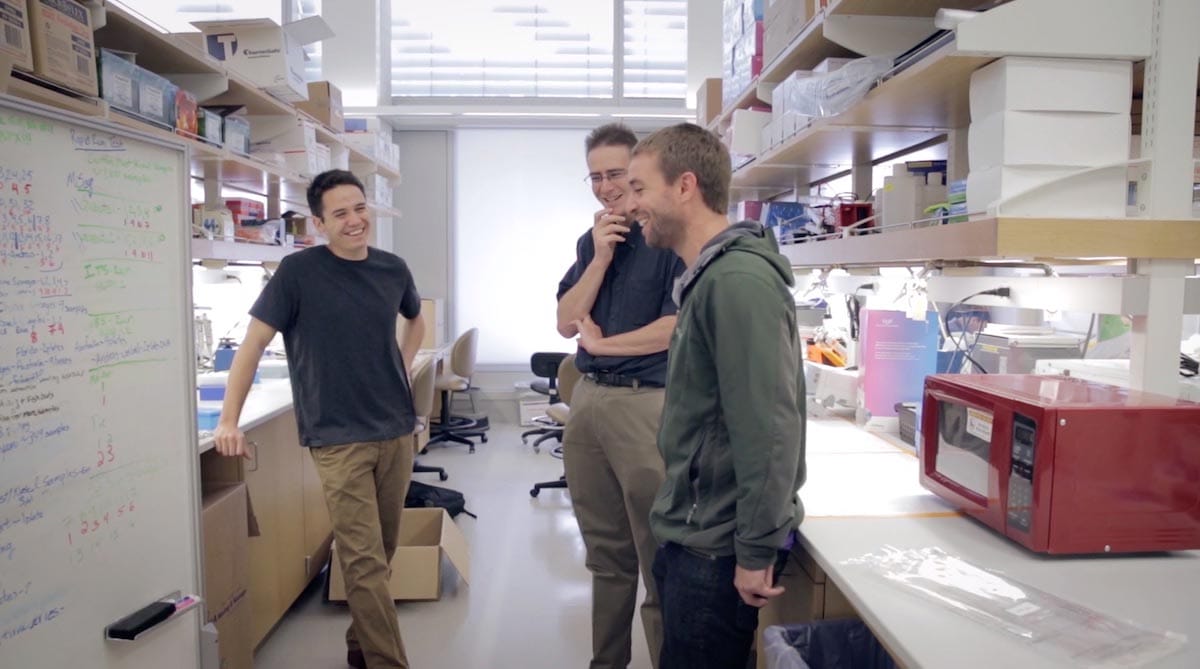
[250,246,422,447]
[557,222,684,385]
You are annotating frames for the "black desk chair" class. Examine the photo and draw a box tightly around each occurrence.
[409,355,447,481]
[530,354,581,498]
[522,352,569,451]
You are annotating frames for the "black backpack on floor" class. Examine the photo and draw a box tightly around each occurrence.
[405,481,476,519]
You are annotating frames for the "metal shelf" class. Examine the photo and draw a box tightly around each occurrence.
[733,43,990,197]
[191,239,295,263]
[779,217,1200,268]
[94,4,222,77]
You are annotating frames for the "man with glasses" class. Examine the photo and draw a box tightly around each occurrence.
[556,123,684,669]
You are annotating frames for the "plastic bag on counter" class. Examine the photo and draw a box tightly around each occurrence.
[842,546,1186,668]
[781,56,892,119]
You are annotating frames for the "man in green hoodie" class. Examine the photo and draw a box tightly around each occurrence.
[626,123,806,669]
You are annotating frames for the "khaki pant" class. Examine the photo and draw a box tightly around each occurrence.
[563,377,667,669]
[310,437,414,669]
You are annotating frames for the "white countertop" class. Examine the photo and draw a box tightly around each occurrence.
[195,350,443,454]
[197,379,295,453]
[800,417,1200,669]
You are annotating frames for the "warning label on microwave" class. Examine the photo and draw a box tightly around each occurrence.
[966,407,994,442]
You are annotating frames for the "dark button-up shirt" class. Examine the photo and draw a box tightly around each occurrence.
[557,222,685,385]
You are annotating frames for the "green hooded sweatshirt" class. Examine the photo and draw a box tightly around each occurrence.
[649,221,806,570]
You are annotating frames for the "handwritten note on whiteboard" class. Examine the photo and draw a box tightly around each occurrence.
[0,100,199,668]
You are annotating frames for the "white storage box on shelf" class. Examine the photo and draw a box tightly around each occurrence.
[730,109,772,156]
[249,116,318,152]
[967,164,1128,217]
[882,165,947,229]
[966,56,1135,218]
[967,111,1131,172]
[969,57,1132,119]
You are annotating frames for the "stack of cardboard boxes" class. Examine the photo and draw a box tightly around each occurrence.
[722,0,764,108]
[763,0,814,67]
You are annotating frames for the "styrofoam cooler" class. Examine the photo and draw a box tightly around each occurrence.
[969,57,1132,120]
[968,111,1131,172]
[967,164,1128,217]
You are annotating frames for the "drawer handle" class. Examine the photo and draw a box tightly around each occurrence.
[247,440,260,472]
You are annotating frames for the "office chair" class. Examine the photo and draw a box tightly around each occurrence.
[429,328,489,453]
[522,352,569,451]
[530,354,581,498]
[409,355,448,481]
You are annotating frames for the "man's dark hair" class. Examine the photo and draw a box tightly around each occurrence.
[307,169,365,219]
[585,123,638,154]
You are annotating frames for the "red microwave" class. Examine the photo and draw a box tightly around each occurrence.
[920,374,1200,554]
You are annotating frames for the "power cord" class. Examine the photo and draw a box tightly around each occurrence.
[943,287,1011,373]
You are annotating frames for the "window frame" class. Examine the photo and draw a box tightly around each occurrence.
[387,0,688,107]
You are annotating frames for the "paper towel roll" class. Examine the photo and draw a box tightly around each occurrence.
[934,9,979,30]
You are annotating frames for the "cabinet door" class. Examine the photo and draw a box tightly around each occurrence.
[301,450,333,581]
[243,420,284,648]
[268,415,309,610]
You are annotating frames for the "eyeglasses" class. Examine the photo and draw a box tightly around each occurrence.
[584,169,628,185]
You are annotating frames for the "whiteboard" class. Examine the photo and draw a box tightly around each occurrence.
[0,96,200,667]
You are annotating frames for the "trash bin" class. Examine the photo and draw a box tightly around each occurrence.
[763,619,897,669]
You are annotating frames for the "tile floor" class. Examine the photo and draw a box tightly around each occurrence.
[253,421,653,669]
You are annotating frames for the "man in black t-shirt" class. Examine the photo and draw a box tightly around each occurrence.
[214,170,425,669]
[557,124,685,669]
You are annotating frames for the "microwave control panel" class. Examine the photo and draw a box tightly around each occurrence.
[1006,413,1037,532]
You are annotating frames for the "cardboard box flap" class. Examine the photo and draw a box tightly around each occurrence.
[284,16,334,48]
[438,513,471,585]
[192,18,283,33]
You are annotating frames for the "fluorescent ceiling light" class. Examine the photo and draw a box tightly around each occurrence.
[611,112,692,118]
[461,112,602,117]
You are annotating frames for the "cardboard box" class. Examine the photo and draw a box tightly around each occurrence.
[1,0,34,72]
[518,392,551,426]
[192,205,235,240]
[27,0,98,96]
[194,17,332,103]
[250,116,317,153]
[224,198,265,226]
[97,48,136,114]
[970,57,1132,121]
[968,110,1130,171]
[295,80,344,132]
[201,483,252,669]
[327,507,470,601]
[729,108,771,155]
[696,77,722,126]
[967,164,1127,217]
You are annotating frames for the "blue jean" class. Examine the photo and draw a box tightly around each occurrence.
[652,542,762,669]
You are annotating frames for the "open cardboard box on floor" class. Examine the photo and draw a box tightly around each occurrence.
[201,483,255,669]
[328,507,470,601]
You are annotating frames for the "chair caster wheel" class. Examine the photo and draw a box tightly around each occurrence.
[439,472,449,482]
[419,448,429,455]
[533,446,540,454]
[530,488,540,498]
[481,435,488,443]
[469,445,476,454]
